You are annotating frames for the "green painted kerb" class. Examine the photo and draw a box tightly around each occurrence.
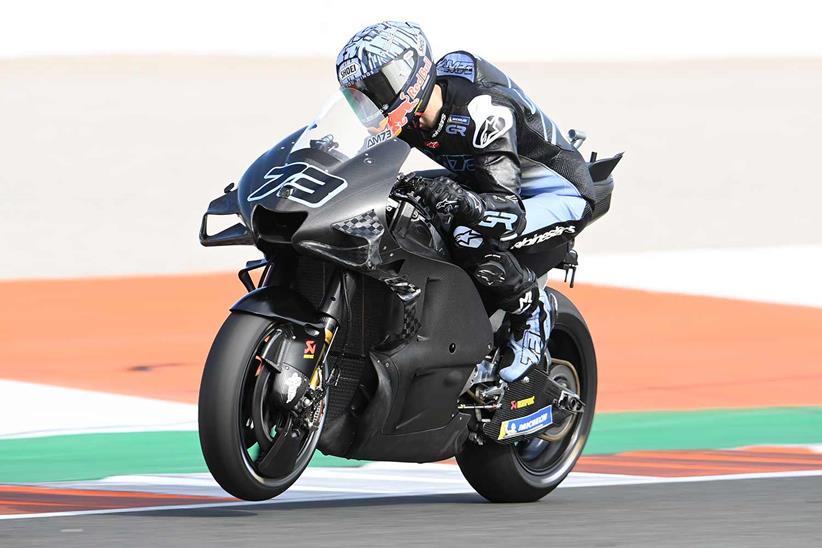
[0,432,366,484]
[1,406,820,483]
[586,406,822,455]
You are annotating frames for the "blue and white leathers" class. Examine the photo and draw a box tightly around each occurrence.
[399,48,595,378]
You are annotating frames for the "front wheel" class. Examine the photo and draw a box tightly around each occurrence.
[457,289,598,502]
[198,312,328,501]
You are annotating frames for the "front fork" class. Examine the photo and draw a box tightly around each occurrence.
[313,268,355,385]
[253,262,354,394]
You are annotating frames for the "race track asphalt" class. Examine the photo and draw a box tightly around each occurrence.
[2,476,820,547]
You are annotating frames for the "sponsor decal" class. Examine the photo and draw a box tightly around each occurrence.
[405,57,432,101]
[439,59,473,75]
[453,225,483,248]
[303,340,316,359]
[379,57,432,136]
[337,59,361,85]
[437,53,475,82]
[478,211,518,231]
[467,95,513,149]
[445,124,467,136]
[247,162,348,208]
[424,140,440,149]
[365,128,393,149]
[512,225,576,249]
[498,406,553,440]
[430,113,446,138]
[510,395,535,410]
[448,114,470,125]
[514,291,533,314]
[284,372,303,403]
[385,96,420,134]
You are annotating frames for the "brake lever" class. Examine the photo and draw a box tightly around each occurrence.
[395,173,424,195]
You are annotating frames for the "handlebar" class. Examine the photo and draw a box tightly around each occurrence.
[390,174,434,224]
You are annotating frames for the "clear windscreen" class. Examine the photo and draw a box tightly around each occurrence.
[289,88,398,167]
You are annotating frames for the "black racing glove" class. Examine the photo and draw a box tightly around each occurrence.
[411,175,485,224]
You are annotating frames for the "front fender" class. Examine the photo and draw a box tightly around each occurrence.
[230,286,324,330]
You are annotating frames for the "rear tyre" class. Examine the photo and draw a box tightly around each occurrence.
[457,289,597,503]
[198,312,327,501]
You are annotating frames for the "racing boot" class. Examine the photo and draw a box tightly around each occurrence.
[498,288,557,383]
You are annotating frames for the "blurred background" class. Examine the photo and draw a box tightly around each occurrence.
[1,0,821,526]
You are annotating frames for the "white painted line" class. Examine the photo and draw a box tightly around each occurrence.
[0,380,196,440]
[5,468,822,521]
[0,492,415,522]
[564,244,822,308]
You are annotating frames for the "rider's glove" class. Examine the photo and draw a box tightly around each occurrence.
[414,176,485,223]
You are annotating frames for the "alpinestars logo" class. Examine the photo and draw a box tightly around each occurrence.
[514,291,533,314]
[512,225,576,249]
[453,226,483,248]
[247,162,347,208]
[467,95,513,149]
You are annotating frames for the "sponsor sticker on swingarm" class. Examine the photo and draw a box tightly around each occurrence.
[510,395,535,410]
[498,406,553,440]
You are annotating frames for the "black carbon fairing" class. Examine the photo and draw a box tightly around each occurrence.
[482,368,573,444]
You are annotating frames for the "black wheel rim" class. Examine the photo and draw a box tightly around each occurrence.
[513,323,593,476]
[236,325,327,484]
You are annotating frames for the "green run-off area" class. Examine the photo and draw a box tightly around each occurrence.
[1,406,820,483]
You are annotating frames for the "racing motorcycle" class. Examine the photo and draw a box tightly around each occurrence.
[197,89,621,503]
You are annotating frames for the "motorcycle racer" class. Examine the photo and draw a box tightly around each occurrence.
[336,21,596,381]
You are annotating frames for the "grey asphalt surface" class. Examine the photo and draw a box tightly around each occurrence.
[2,476,820,547]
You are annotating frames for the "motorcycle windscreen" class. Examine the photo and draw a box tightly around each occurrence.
[246,88,408,211]
[291,88,400,165]
[247,89,411,270]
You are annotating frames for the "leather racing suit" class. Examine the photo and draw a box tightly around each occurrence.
[400,51,596,319]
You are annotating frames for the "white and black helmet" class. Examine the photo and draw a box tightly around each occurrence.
[336,21,435,135]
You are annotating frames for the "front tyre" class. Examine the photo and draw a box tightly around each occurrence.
[457,289,598,502]
[198,312,327,501]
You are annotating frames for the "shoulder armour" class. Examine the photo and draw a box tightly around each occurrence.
[436,51,477,82]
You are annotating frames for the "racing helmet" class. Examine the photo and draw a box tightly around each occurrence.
[336,21,435,135]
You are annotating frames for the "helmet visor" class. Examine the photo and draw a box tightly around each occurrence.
[341,87,384,129]
[352,50,417,111]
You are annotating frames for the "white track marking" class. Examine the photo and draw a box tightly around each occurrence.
[0,380,196,439]
[3,469,822,521]
[5,465,822,521]
[560,244,822,308]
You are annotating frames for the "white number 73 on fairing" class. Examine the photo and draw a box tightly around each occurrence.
[247,162,348,208]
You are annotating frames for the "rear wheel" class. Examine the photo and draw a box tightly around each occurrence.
[198,312,328,501]
[456,289,597,503]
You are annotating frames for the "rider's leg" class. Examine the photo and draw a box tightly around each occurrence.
[447,169,592,382]
[448,244,549,381]
[485,191,592,382]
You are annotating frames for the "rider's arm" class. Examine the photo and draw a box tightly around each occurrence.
[464,97,527,241]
